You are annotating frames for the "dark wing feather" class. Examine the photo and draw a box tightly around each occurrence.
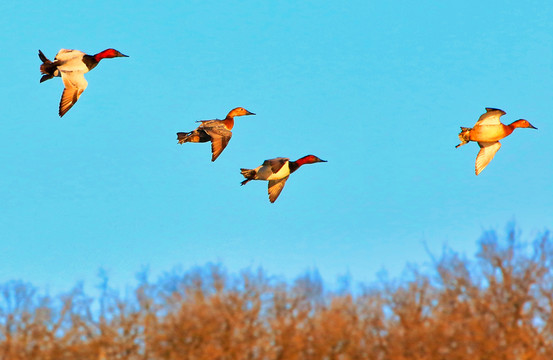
[202,122,232,161]
[262,158,289,174]
[209,133,232,161]
[59,88,79,117]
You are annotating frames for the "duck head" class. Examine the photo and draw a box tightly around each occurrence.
[226,107,256,118]
[94,48,129,61]
[511,119,537,130]
[297,155,328,165]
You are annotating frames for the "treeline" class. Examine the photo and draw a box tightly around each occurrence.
[1,228,553,360]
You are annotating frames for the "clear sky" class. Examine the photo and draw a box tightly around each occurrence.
[1,1,552,294]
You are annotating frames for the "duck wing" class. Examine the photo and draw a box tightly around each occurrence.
[54,49,85,62]
[201,122,232,161]
[475,141,501,175]
[209,133,232,161]
[268,176,289,203]
[474,108,506,126]
[59,70,88,117]
[262,157,289,174]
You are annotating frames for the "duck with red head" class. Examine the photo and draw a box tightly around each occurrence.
[456,108,537,175]
[240,155,327,203]
[38,48,128,117]
[176,107,255,162]
[85,48,128,71]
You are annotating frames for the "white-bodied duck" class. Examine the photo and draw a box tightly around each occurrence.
[38,48,128,117]
[240,155,327,203]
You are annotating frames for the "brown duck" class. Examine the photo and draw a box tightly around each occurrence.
[177,107,255,161]
[456,107,537,175]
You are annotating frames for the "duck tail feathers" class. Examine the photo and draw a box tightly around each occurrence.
[38,50,50,63]
[240,168,256,185]
[176,132,191,144]
[456,127,471,148]
[38,50,58,81]
[40,74,54,83]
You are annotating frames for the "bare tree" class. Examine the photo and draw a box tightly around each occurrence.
[1,227,552,359]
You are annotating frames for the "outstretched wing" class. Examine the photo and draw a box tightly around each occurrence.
[59,70,88,117]
[268,176,289,203]
[474,108,506,126]
[202,122,232,161]
[54,49,84,62]
[475,141,501,175]
[209,132,232,161]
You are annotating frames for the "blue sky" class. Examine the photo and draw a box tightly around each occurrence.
[1,1,552,294]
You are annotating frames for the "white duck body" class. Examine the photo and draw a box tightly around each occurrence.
[240,155,327,203]
[53,49,90,75]
[53,50,90,117]
[253,158,291,180]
